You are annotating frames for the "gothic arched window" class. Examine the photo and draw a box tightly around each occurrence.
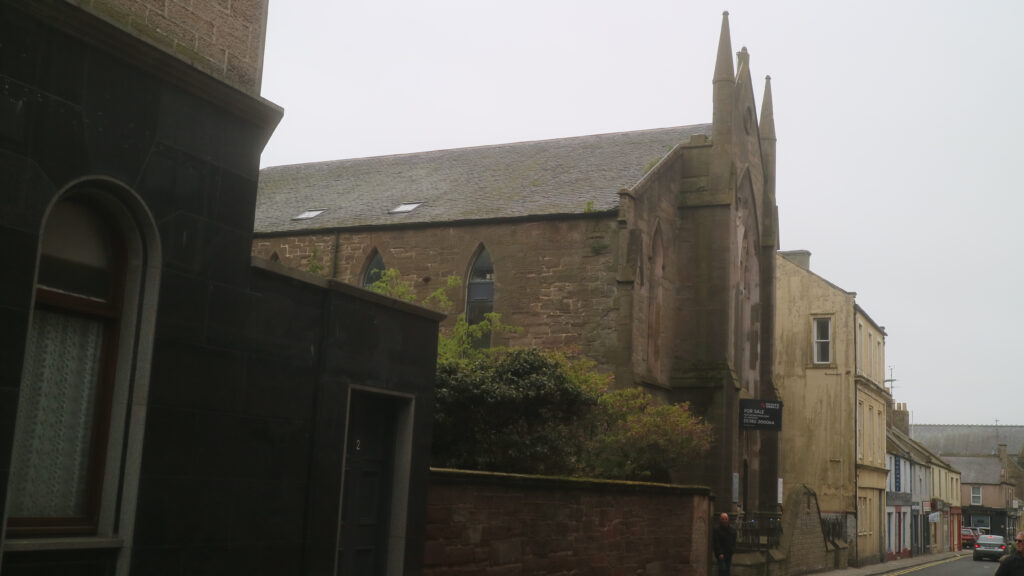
[646,225,664,372]
[362,249,385,289]
[466,247,494,347]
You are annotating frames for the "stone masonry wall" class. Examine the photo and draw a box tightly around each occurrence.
[423,469,711,576]
[253,216,623,372]
[253,233,335,276]
[69,0,268,94]
[781,485,833,576]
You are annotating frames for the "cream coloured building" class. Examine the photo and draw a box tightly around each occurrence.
[775,250,890,567]
[926,456,962,552]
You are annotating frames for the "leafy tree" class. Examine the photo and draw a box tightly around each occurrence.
[436,312,520,363]
[367,267,518,362]
[367,267,421,304]
[433,348,598,474]
[366,266,714,481]
[306,247,326,275]
[581,388,713,482]
[432,346,713,481]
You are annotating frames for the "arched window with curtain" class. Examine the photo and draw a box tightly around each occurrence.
[362,249,386,289]
[466,246,494,348]
[8,184,159,543]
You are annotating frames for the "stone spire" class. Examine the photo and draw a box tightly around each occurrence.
[760,75,776,142]
[737,46,749,73]
[713,11,735,84]
[760,75,778,247]
[709,11,735,200]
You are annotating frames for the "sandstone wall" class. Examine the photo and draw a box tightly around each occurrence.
[69,0,268,93]
[254,216,623,372]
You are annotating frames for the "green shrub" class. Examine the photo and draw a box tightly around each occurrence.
[432,347,713,480]
[367,266,713,481]
[432,348,599,474]
[581,387,713,482]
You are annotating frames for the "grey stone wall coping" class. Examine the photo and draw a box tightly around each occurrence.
[429,467,713,496]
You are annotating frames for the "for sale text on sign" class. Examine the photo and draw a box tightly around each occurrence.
[739,399,782,430]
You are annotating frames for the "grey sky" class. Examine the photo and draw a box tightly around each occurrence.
[259,1,1024,425]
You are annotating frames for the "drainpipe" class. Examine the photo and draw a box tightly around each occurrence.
[331,231,340,279]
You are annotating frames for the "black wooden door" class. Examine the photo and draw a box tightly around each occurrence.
[337,391,397,576]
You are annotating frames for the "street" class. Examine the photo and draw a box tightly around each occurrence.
[894,555,1001,576]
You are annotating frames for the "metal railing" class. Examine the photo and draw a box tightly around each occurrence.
[821,513,848,546]
[736,512,783,550]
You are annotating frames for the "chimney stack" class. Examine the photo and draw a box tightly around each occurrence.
[891,402,910,436]
[780,250,811,270]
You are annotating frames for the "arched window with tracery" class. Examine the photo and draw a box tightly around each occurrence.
[362,249,385,289]
[466,246,494,348]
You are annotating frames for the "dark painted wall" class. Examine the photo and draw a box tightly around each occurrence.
[0,2,439,575]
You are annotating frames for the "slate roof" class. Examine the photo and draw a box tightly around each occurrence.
[889,427,958,471]
[910,425,1024,457]
[942,456,1004,484]
[254,124,713,234]
[889,427,927,462]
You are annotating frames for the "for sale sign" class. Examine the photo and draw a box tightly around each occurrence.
[739,399,783,430]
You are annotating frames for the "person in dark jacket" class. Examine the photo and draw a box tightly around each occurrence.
[996,532,1024,576]
[712,512,737,576]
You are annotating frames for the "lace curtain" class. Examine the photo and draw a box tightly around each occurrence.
[9,309,103,518]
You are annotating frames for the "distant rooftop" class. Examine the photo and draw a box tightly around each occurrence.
[254,124,713,234]
[942,455,1005,484]
[910,424,1024,457]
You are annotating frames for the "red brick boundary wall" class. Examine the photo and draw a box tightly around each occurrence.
[423,469,712,576]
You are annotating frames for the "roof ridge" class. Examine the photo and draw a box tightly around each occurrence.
[261,123,713,171]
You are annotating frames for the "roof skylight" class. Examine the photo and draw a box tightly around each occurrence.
[292,209,326,220]
[389,202,422,214]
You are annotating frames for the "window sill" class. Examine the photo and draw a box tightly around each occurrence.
[3,536,123,553]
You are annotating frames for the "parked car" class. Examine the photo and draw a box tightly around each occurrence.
[962,528,978,549]
[974,534,1008,561]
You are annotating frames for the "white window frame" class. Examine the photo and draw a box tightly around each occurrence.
[813,317,832,364]
[971,486,982,506]
[857,400,864,461]
[877,341,883,382]
[857,322,863,370]
[868,334,874,379]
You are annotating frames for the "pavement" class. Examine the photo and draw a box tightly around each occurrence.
[812,550,969,576]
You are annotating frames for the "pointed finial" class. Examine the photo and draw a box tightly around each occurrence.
[760,74,776,140]
[737,46,750,69]
[713,11,734,83]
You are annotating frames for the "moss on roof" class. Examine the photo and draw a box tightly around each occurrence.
[255,124,712,234]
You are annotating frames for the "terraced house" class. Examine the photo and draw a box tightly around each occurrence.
[912,425,1024,540]
[774,250,893,566]
[254,12,783,518]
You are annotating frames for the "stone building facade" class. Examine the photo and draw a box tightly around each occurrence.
[58,0,268,94]
[885,407,948,559]
[774,250,891,566]
[254,12,781,516]
[911,424,1024,539]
